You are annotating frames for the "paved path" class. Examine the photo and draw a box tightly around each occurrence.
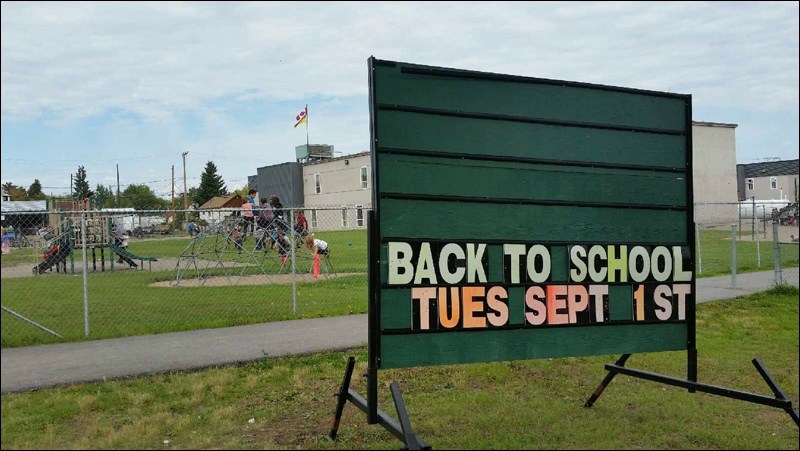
[2,267,797,394]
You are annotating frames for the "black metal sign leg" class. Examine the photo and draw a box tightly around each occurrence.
[329,356,356,440]
[390,382,423,450]
[584,354,631,408]
[752,358,800,426]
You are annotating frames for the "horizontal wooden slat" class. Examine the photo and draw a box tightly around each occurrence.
[377,110,686,169]
[379,199,687,243]
[375,65,686,132]
[380,323,687,369]
[378,154,687,207]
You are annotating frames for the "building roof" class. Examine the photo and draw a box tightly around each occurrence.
[1,200,48,213]
[199,194,242,209]
[301,150,370,167]
[692,120,738,128]
[739,159,799,178]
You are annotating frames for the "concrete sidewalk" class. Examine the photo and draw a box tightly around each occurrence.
[2,267,797,394]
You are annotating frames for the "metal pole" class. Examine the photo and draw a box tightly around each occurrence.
[751,196,755,240]
[1,306,62,338]
[290,207,297,315]
[116,164,120,205]
[171,165,175,209]
[731,224,737,289]
[738,202,741,233]
[756,238,761,268]
[182,151,189,223]
[772,222,782,285]
[696,224,702,275]
[81,212,90,337]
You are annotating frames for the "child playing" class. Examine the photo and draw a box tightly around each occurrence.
[304,235,329,255]
[231,226,244,253]
[1,229,9,254]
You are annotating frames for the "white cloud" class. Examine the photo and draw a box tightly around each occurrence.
[1,1,798,191]
[2,1,797,121]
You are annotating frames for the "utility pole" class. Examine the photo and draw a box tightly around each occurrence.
[182,151,189,221]
[171,165,175,209]
[116,164,120,205]
[70,174,73,200]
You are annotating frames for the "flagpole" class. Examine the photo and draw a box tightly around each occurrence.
[305,104,310,151]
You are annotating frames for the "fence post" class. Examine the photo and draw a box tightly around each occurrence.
[751,196,756,240]
[756,237,761,268]
[81,211,90,337]
[731,224,737,289]
[772,222,782,285]
[290,207,297,315]
[737,202,742,234]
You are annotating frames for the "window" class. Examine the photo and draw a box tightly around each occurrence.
[746,178,754,190]
[310,210,318,229]
[360,166,368,189]
[770,177,778,189]
[356,206,364,227]
[314,174,321,194]
[341,208,349,227]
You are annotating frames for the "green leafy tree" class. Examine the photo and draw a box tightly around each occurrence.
[233,184,250,197]
[121,184,165,210]
[95,184,116,208]
[2,182,28,200]
[27,179,46,200]
[74,166,91,200]
[192,161,227,207]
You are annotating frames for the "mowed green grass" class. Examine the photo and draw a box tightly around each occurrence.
[0,230,368,348]
[697,229,799,277]
[1,287,797,450]
[2,228,797,348]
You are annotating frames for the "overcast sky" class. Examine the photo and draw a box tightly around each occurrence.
[2,1,798,198]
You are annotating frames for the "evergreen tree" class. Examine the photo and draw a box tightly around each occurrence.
[27,179,46,200]
[193,161,227,207]
[74,166,91,200]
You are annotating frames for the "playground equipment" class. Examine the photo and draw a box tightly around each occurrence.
[33,228,74,275]
[31,193,157,274]
[172,215,325,286]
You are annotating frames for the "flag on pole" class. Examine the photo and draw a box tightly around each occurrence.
[294,106,308,128]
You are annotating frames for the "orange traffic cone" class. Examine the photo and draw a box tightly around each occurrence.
[313,253,320,279]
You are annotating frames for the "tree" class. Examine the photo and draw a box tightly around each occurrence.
[74,166,91,200]
[95,184,116,208]
[192,161,227,207]
[2,182,28,200]
[120,184,165,210]
[27,179,46,200]
[233,184,250,197]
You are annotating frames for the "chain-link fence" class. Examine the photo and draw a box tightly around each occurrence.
[694,201,799,277]
[1,206,369,348]
[3,202,797,348]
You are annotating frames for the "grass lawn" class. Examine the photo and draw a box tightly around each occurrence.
[0,272,367,348]
[2,228,797,348]
[697,229,799,277]
[1,287,797,450]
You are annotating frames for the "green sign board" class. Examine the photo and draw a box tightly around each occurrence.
[369,58,694,370]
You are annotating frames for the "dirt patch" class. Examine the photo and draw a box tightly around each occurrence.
[1,257,203,279]
[734,224,799,243]
[149,272,364,287]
